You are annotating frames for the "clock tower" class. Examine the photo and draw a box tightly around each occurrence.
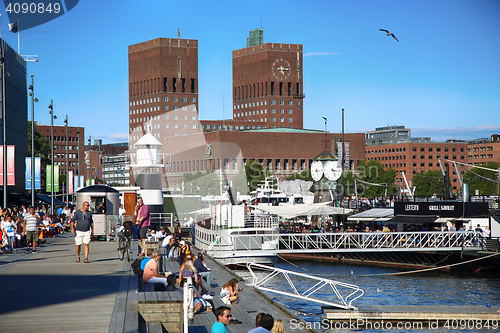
[232,32,304,129]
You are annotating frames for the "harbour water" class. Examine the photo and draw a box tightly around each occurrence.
[237,260,500,332]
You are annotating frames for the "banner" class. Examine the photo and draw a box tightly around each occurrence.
[54,165,59,192]
[46,165,60,192]
[35,158,41,189]
[46,165,51,192]
[25,157,41,190]
[25,157,32,190]
[0,145,15,186]
[68,170,74,194]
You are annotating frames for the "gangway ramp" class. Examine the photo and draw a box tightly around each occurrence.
[246,263,364,310]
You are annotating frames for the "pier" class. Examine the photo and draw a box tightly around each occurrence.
[0,233,315,333]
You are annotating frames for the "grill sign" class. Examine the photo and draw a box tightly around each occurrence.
[395,202,488,217]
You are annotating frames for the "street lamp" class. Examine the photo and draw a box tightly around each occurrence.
[64,115,68,203]
[1,42,7,208]
[88,135,91,185]
[28,75,39,206]
[48,100,56,214]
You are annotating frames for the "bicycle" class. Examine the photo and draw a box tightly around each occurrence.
[117,226,131,262]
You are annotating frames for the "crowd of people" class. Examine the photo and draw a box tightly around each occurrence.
[0,204,74,254]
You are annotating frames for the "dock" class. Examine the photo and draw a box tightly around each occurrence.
[324,304,500,322]
[0,233,315,333]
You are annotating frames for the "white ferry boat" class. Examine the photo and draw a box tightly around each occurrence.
[194,202,280,266]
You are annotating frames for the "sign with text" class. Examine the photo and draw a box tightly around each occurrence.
[394,201,489,218]
[46,165,60,192]
[0,145,15,186]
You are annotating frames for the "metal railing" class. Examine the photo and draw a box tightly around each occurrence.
[278,231,486,253]
[150,212,174,228]
[246,263,363,310]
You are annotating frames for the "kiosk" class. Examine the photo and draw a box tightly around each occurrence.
[76,185,120,237]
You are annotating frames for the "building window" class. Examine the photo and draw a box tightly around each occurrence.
[182,106,187,111]
[288,100,293,105]
[429,163,433,167]
[280,100,284,105]
[164,114,169,119]
[191,115,196,120]
[280,109,284,113]
[412,156,416,159]
[271,100,276,105]
[173,106,178,110]
[288,109,293,114]
[412,147,417,151]
[182,115,187,120]
[420,147,424,152]
[164,106,168,110]
[271,109,275,113]
[191,124,196,129]
[173,97,178,102]
[173,124,178,128]
[182,97,187,102]
[280,117,284,122]
[182,124,187,129]
[271,117,276,122]
[288,118,293,122]
[164,124,169,128]
[173,115,178,120]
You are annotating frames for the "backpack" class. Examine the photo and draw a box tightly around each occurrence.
[122,220,133,237]
[131,257,143,277]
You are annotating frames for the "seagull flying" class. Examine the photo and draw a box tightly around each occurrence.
[379,29,399,42]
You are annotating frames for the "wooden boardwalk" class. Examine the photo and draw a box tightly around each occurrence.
[0,233,128,333]
[0,234,315,333]
[161,249,316,333]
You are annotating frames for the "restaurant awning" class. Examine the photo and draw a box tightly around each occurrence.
[251,202,352,219]
[347,208,394,222]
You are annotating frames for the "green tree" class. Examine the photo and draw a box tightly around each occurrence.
[412,170,446,197]
[463,162,500,195]
[245,160,268,192]
[28,121,51,191]
[231,167,249,195]
[355,160,397,197]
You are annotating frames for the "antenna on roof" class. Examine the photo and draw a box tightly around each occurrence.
[177,28,180,39]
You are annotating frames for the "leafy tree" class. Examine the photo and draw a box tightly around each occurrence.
[28,121,51,191]
[463,162,500,195]
[412,170,446,197]
[355,160,397,197]
[245,160,269,192]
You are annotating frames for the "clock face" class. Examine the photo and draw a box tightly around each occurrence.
[324,160,342,181]
[272,59,291,80]
[310,161,324,181]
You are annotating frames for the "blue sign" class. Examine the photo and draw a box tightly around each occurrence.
[25,157,41,190]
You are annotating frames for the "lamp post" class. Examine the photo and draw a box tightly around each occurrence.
[88,136,91,185]
[28,75,39,206]
[48,100,56,214]
[341,108,345,225]
[1,42,7,208]
[322,117,327,133]
[64,115,68,203]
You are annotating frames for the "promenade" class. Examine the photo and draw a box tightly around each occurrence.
[0,233,127,333]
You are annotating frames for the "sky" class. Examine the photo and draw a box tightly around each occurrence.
[1,0,499,144]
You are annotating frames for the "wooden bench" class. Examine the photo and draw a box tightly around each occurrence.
[137,289,184,333]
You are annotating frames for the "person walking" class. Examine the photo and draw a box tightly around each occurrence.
[23,206,41,254]
[71,201,94,263]
[134,197,150,256]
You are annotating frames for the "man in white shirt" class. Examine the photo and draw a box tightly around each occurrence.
[119,204,127,216]
[23,207,41,254]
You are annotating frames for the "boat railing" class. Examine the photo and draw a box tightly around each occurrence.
[209,215,279,230]
[195,226,279,254]
[246,263,364,310]
[278,231,486,253]
[150,212,174,228]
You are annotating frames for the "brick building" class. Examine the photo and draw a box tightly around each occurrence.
[36,124,84,181]
[365,141,469,192]
[467,134,500,166]
[128,34,200,146]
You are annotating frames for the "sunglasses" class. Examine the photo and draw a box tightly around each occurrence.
[224,314,232,318]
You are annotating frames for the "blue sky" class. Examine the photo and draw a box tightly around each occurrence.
[1,0,499,144]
